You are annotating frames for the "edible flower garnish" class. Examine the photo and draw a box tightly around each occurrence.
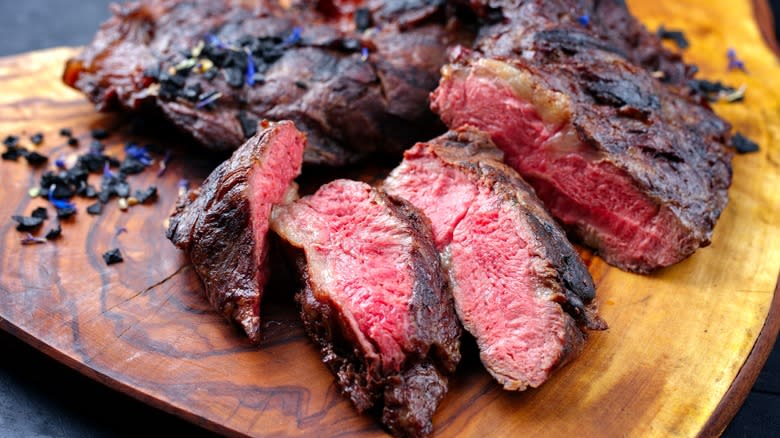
[727,48,747,72]
[361,47,369,62]
[48,184,76,210]
[103,161,115,179]
[656,26,689,49]
[158,150,172,177]
[284,27,302,46]
[178,179,190,197]
[196,91,222,109]
[245,49,256,86]
[125,143,153,166]
[578,15,590,27]
[21,233,46,245]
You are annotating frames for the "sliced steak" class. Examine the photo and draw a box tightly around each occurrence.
[430,2,732,273]
[384,128,605,390]
[270,179,460,437]
[166,120,305,343]
[63,0,475,165]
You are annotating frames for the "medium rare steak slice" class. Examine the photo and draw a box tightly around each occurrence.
[384,128,605,390]
[63,0,475,165]
[166,120,305,343]
[431,2,732,272]
[270,180,460,437]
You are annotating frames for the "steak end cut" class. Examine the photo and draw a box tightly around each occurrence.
[166,120,305,343]
[384,127,606,390]
[270,179,461,437]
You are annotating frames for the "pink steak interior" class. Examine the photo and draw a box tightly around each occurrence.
[431,60,688,271]
[385,149,568,388]
[272,180,416,373]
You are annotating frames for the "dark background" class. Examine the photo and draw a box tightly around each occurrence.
[0,1,778,436]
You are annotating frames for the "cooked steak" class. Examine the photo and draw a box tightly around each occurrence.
[384,128,605,390]
[63,0,475,165]
[166,120,305,343]
[431,1,733,273]
[270,179,460,437]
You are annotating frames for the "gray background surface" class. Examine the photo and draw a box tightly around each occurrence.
[0,1,777,436]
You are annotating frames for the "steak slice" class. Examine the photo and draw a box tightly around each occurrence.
[384,128,605,390]
[63,0,475,165]
[166,120,305,343]
[430,2,732,273]
[270,179,460,437]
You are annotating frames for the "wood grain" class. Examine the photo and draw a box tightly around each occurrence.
[0,1,779,437]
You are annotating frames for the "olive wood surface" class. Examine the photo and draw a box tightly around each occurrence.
[0,1,779,436]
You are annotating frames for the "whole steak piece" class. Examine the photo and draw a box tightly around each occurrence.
[431,0,732,272]
[384,128,606,390]
[270,179,461,437]
[166,120,305,343]
[63,0,474,166]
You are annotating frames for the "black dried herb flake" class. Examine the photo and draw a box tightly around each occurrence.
[238,111,258,139]
[120,157,147,175]
[59,128,73,137]
[67,137,79,147]
[134,186,158,204]
[3,135,19,147]
[24,151,48,166]
[12,215,44,231]
[657,25,689,49]
[103,248,124,265]
[56,206,77,219]
[86,202,103,215]
[731,132,759,154]
[31,207,48,220]
[2,146,24,161]
[294,80,308,90]
[21,233,47,245]
[30,132,44,145]
[91,128,110,140]
[45,223,62,240]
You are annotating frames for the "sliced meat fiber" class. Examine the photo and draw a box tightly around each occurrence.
[270,179,460,437]
[166,120,305,343]
[431,5,733,272]
[384,127,606,391]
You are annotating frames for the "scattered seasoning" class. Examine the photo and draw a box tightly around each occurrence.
[59,128,73,137]
[361,47,369,62]
[2,145,25,161]
[688,79,746,103]
[55,156,67,169]
[577,14,590,27]
[237,111,258,139]
[31,207,48,220]
[115,227,128,237]
[21,233,47,245]
[294,80,308,90]
[3,135,19,147]
[178,179,190,197]
[284,27,302,46]
[355,8,372,32]
[118,198,129,211]
[245,49,257,86]
[195,90,222,108]
[67,137,79,147]
[45,223,62,240]
[24,151,48,166]
[91,128,110,140]
[28,187,41,198]
[11,215,44,231]
[30,132,44,145]
[56,206,77,219]
[134,186,158,204]
[656,25,689,49]
[730,132,759,154]
[48,185,76,211]
[86,202,103,215]
[727,48,747,72]
[102,248,124,265]
[157,150,172,177]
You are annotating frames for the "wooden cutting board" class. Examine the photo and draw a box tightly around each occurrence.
[1,0,778,437]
